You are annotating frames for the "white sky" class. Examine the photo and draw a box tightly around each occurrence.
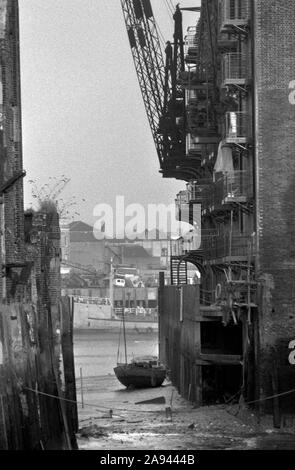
[19,0,200,223]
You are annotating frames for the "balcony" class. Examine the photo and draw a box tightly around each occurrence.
[176,190,189,205]
[185,26,198,49]
[187,181,212,204]
[219,0,250,33]
[221,53,248,87]
[175,190,189,222]
[202,233,252,262]
[221,171,253,204]
[186,135,203,158]
[187,105,219,143]
[185,83,219,143]
[178,70,214,91]
[201,182,222,215]
[224,112,249,144]
[179,231,202,254]
[201,171,253,215]
[186,89,198,102]
[184,26,198,64]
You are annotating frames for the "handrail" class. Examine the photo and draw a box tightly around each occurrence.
[202,233,252,259]
[225,111,248,141]
[221,53,247,82]
[195,170,253,210]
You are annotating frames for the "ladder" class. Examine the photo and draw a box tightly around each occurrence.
[170,256,188,285]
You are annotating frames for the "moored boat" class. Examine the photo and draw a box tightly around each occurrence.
[72,296,158,332]
[114,301,166,388]
[114,356,166,388]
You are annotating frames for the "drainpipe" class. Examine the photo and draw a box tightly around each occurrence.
[0,199,5,300]
[252,0,260,275]
[251,0,262,410]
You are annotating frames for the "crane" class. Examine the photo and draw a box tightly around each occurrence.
[120,0,186,173]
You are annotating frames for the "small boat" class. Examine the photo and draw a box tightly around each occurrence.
[114,308,166,388]
[114,356,167,388]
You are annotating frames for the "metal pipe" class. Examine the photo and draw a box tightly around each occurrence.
[252,0,260,274]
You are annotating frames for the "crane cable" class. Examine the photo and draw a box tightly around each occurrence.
[164,0,174,18]
[154,19,166,48]
[168,0,176,13]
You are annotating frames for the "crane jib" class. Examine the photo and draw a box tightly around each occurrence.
[120,0,186,170]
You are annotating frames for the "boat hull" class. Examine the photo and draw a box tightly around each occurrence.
[73,302,158,332]
[76,318,158,332]
[114,365,166,388]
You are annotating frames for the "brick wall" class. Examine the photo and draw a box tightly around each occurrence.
[254,0,295,409]
[0,0,24,300]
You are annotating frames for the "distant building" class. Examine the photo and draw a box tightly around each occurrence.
[60,220,120,277]
[60,221,178,286]
[120,244,160,272]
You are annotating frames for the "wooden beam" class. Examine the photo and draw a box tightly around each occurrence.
[180,7,201,12]
[0,170,26,195]
[195,316,222,322]
[196,354,242,366]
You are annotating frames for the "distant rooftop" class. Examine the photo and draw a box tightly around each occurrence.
[123,245,150,259]
[67,221,176,243]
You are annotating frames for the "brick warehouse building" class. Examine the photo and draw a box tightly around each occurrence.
[154,0,295,412]
[0,2,79,449]
[0,0,25,300]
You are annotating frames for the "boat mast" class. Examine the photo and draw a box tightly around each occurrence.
[122,306,127,365]
[109,257,114,318]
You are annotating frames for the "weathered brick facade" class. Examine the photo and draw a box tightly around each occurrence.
[254,0,295,409]
[0,0,24,300]
[161,0,295,412]
[0,3,72,449]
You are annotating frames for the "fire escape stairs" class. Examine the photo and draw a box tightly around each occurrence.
[170,256,188,285]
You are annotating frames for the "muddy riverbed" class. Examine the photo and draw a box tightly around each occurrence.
[74,330,295,451]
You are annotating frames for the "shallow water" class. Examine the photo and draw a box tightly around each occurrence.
[74,329,159,378]
[74,330,295,451]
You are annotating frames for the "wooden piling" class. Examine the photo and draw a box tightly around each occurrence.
[271,363,281,428]
[60,296,78,448]
[80,367,84,409]
[0,394,8,449]
[158,272,165,362]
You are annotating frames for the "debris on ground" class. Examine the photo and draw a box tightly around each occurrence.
[76,376,295,450]
[79,424,108,439]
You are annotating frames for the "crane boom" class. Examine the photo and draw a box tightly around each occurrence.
[121,0,187,175]
[120,0,169,167]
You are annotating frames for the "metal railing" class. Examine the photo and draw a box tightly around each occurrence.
[219,0,250,30]
[201,182,223,211]
[73,296,111,305]
[202,233,251,260]
[178,69,213,89]
[225,111,249,143]
[186,135,203,156]
[221,53,247,84]
[176,190,189,205]
[187,182,211,203]
[175,191,190,222]
[200,171,253,212]
[184,26,198,50]
[114,307,158,320]
[222,171,253,201]
[187,107,217,134]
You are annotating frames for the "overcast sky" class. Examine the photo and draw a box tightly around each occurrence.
[19,0,200,224]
